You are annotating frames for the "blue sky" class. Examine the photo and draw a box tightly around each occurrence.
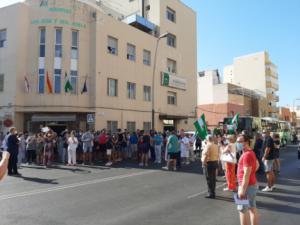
[181,0,300,107]
[1,0,300,107]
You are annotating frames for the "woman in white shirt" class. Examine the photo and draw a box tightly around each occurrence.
[67,131,78,166]
[222,135,237,192]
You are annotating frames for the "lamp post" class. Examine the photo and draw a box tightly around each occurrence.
[151,32,169,131]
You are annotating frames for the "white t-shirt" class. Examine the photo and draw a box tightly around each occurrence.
[68,137,78,151]
[180,137,190,157]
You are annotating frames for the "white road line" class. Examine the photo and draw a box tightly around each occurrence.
[0,170,156,201]
[187,183,226,199]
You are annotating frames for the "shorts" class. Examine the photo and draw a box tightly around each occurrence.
[237,185,258,212]
[106,149,112,155]
[168,152,177,160]
[99,144,107,152]
[264,160,274,172]
[83,145,93,153]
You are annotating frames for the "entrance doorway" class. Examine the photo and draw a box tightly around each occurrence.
[163,120,175,132]
[48,124,67,135]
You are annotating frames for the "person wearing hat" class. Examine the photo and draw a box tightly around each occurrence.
[201,135,219,198]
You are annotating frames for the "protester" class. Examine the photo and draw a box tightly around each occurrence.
[153,132,163,164]
[273,133,281,174]
[201,135,219,199]
[222,135,237,192]
[262,130,276,192]
[36,133,44,165]
[67,131,78,166]
[129,132,138,160]
[236,134,259,225]
[179,132,190,165]
[162,130,179,171]
[43,131,54,167]
[81,130,94,165]
[105,133,114,166]
[7,127,20,176]
[26,134,37,164]
[18,132,26,166]
[139,132,151,167]
[253,133,264,173]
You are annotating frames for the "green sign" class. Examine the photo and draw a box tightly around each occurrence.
[162,72,170,86]
[31,18,86,29]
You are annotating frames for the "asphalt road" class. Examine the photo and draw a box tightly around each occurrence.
[0,146,299,225]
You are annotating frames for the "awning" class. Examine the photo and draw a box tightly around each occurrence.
[31,114,76,122]
[159,114,188,120]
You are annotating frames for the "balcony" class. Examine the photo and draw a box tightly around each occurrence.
[265,64,278,78]
[123,14,155,33]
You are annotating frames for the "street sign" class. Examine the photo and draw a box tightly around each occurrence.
[87,114,95,123]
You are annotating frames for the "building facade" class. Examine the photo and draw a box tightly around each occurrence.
[197,70,267,128]
[0,0,197,133]
[223,51,279,118]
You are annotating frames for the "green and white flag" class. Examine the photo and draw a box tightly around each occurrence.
[227,113,239,134]
[194,114,208,140]
[231,113,239,127]
[64,72,73,93]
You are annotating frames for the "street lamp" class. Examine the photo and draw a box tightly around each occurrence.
[151,32,169,130]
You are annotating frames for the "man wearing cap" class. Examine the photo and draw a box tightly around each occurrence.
[201,135,219,198]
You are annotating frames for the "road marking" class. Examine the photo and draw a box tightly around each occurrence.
[187,183,226,199]
[0,170,156,201]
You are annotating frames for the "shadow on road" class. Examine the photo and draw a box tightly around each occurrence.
[257,200,300,215]
[18,176,59,185]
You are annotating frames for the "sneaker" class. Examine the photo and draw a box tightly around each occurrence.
[223,187,229,192]
[271,185,276,190]
[262,186,273,192]
[105,162,112,166]
[162,166,169,170]
[186,161,190,165]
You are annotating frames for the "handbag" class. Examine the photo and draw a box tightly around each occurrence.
[221,152,237,164]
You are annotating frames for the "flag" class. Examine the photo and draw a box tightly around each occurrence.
[231,113,240,126]
[46,71,53,93]
[81,78,87,94]
[227,113,239,134]
[24,76,30,93]
[64,72,73,93]
[194,114,208,140]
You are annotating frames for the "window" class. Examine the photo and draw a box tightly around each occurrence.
[55,28,62,57]
[107,36,118,55]
[143,85,151,101]
[107,78,118,97]
[0,29,7,48]
[71,30,78,59]
[127,82,136,99]
[39,28,46,57]
[167,7,176,22]
[127,121,136,133]
[70,70,77,94]
[107,121,118,133]
[143,122,151,132]
[143,49,151,66]
[167,91,177,105]
[0,74,4,92]
[167,58,177,73]
[127,43,136,61]
[167,33,176,48]
[54,69,61,94]
[38,69,45,93]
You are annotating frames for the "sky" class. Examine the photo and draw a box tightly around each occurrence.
[1,0,300,107]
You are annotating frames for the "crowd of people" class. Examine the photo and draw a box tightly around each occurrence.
[0,127,202,173]
[0,125,293,225]
[200,129,284,225]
